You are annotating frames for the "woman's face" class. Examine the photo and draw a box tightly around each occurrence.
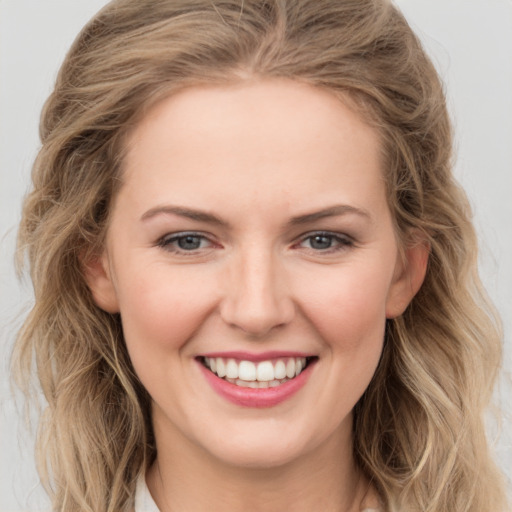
[87,80,426,468]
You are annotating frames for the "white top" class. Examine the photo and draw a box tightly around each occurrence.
[135,475,160,512]
[134,475,382,512]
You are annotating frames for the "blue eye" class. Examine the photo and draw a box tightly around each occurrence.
[175,235,204,250]
[299,232,352,252]
[308,234,335,250]
[158,232,212,252]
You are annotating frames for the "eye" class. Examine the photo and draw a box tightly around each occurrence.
[157,232,214,253]
[298,232,353,252]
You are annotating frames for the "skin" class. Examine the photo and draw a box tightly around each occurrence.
[86,79,428,511]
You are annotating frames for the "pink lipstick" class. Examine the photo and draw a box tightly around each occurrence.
[197,353,317,408]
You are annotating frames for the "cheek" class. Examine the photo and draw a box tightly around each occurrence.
[114,264,217,362]
[295,260,392,353]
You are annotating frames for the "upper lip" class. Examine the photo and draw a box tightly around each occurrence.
[198,351,316,362]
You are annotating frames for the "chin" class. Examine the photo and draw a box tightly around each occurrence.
[209,439,309,470]
[193,417,330,471]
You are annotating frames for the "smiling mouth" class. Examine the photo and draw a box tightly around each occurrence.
[199,356,316,389]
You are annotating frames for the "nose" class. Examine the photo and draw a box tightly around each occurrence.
[219,246,295,337]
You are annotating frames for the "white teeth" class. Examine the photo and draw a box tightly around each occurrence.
[256,361,274,381]
[238,361,256,381]
[295,357,303,377]
[226,359,238,379]
[274,360,286,379]
[216,358,226,378]
[286,358,296,379]
[204,356,310,387]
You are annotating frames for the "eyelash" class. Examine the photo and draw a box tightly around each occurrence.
[296,231,354,253]
[156,232,216,253]
[156,231,354,255]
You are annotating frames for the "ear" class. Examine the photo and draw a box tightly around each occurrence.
[385,232,429,319]
[82,251,120,313]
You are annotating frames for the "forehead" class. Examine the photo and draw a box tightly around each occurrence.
[118,79,387,222]
[124,80,382,167]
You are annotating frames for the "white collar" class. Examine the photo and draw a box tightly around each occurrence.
[134,474,161,512]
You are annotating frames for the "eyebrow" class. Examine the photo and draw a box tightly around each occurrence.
[141,203,371,227]
[141,205,231,227]
[287,205,372,226]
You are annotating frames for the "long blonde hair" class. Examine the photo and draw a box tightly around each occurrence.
[13,0,508,510]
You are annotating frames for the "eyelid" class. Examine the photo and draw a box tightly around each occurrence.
[293,230,354,251]
[155,230,354,255]
[156,231,219,253]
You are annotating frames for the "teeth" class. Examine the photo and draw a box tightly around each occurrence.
[226,359,238,379]
[256,361,274,381]
[204,356,309,386]
[238,361,256,381]
[234,379,290,389]
[286,358,296,378]
[274,360,286,380]
[295,357,303,377]
[216,358,226,378]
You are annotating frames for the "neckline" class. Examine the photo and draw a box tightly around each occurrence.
[134,474,382,512]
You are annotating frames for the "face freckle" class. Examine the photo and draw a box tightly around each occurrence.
[86,78,426,471]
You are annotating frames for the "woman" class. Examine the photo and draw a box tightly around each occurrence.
[13,0,509,511]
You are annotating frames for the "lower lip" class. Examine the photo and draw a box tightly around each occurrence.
[198,360,316,408]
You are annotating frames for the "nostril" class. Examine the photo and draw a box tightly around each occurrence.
[218,260,295,335]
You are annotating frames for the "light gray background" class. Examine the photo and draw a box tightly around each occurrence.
[1,1,511,510]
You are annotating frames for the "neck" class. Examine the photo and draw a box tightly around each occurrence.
[147,417,368,512]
